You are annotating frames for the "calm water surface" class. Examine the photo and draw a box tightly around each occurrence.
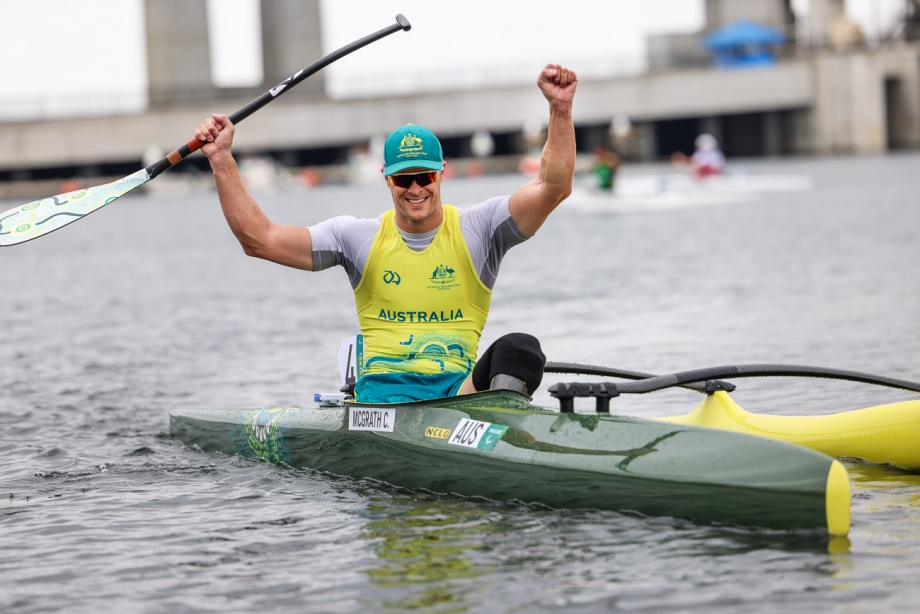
[2,154,920,612]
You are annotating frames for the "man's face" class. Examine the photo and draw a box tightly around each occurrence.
[384,166,444,233]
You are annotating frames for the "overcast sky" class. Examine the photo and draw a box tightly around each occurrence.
[0,0,907,119]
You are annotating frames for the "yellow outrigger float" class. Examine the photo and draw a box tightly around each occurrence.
[662,391,920,471]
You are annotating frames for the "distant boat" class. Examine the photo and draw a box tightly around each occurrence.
[564,171,813,213]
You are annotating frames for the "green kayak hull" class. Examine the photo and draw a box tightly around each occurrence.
[169,390,849,535]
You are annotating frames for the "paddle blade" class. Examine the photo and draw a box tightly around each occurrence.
[0,169,151,247]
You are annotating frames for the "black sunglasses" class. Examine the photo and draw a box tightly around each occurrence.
[387,171,441,189]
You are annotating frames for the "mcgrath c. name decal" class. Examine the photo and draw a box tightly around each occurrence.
[448,419,508,451]
[349,407,395,432]
[425,426,451,439]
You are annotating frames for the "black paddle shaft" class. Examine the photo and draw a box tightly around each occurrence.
[145,14,412,180]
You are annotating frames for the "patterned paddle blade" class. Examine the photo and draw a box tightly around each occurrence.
[0,169,151,247]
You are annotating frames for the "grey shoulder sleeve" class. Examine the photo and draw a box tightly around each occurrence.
[308,215,382,289]
[459,196,529,290]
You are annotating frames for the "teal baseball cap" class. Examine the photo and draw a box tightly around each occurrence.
[383,124,444,176]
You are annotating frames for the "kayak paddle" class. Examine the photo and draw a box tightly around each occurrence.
[0,14,412,247]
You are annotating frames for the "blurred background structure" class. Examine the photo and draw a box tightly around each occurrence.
[2,0,920,197]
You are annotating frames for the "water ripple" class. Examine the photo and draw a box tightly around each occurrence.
[2,156,920,611]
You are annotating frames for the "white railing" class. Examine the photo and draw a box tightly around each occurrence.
[0,93,148,123]
[325,57,648,99]
[0,56,645,123]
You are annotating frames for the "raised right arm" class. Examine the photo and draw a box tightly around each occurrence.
[195,113,315,271]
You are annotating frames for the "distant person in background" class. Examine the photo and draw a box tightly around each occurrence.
[671,133,725,179]
[592,146,621,191]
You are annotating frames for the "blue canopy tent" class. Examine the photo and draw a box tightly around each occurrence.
[703,20,786,68]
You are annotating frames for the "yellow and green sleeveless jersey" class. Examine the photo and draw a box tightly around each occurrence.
[353,205,492,379]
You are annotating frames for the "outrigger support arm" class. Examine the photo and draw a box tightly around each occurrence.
[544,361,728,393]
[546,363,920,413]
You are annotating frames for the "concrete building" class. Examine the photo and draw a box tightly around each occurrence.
[631,0,920,159]
[146,0,325,107]
[1,0,919,190]
[145,0,220,107]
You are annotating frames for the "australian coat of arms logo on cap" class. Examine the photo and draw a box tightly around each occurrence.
[383,124,444,176]
[398,133,424,156]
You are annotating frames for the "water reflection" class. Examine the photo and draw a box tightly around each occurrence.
[847,462,920,544]
[359,493,498,611]
[821,463,920,601]
[356,487,846,611]
[848,462,920,505]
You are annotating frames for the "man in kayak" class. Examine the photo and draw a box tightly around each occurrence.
[194,64,577,403]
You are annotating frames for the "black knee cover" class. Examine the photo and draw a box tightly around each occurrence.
[472,333,546,393]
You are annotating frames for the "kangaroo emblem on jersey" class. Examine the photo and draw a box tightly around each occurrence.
[428,264,459,290]
[431,264,455,280]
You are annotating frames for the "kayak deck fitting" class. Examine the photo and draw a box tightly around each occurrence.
[171,388,850,537]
